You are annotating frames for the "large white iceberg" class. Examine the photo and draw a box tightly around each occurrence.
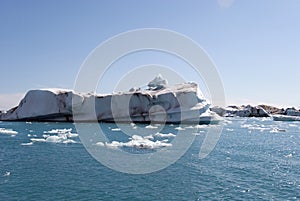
[0,79,220,124]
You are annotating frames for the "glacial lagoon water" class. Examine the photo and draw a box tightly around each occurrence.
[0,118,299,200]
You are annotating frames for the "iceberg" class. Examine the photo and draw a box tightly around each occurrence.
[211,105,269,117]
[0,77,220,124]
[272,114,300,121]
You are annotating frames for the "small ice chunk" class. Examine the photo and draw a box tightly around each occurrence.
[3,171,10,177]
[67,133,79,138]
[111,128,121,131]
[21,142,34,146]
[104,135,172,150]
[95,142,105,147]
[62,139,77,144]
[155,132,176,138]
[145,125,158,129]
[44,128,72,134]
[30,138,46,142]
[0,128,18,135]
[175,127,185,131]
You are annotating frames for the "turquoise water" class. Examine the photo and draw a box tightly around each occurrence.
[0,118,299,200]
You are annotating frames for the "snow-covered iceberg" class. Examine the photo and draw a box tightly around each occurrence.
[0,77,220,124]
[272,107,300,121]
[211,105,269,117]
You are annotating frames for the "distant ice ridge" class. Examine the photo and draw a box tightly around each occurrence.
[0,75,221,124]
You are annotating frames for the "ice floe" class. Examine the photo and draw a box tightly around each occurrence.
[20,142,34,146]
[174,126,185,131]
[285,153,293,158]
[27,128,78,144]
[111,128,121,131]
[0,128,18,135]
[154,132,176,138]
[145,125,159,129]
[96,135,172,150]
[3,171,10,177]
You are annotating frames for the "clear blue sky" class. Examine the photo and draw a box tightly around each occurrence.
[0,0,300,109]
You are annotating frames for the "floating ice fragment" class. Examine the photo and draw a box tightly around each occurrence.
[285,153,293,158]
[270,128,286,133]
[44,128,72,134]
[62,139,77,144]
[174,127,185,131]
[30,129,78,144]
[21,142,34,146]
[45,135,65,143]
[30,138,46,142]
[145,125,158,129]
[95,142,105,147]
[0,128,18,135]
[3,171,10,177]
[101,134,172,150]
[155,132,176,138]
[67,133,78,138]
[111,128,121,131]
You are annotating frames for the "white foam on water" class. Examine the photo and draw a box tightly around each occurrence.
[0,128,18,135]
